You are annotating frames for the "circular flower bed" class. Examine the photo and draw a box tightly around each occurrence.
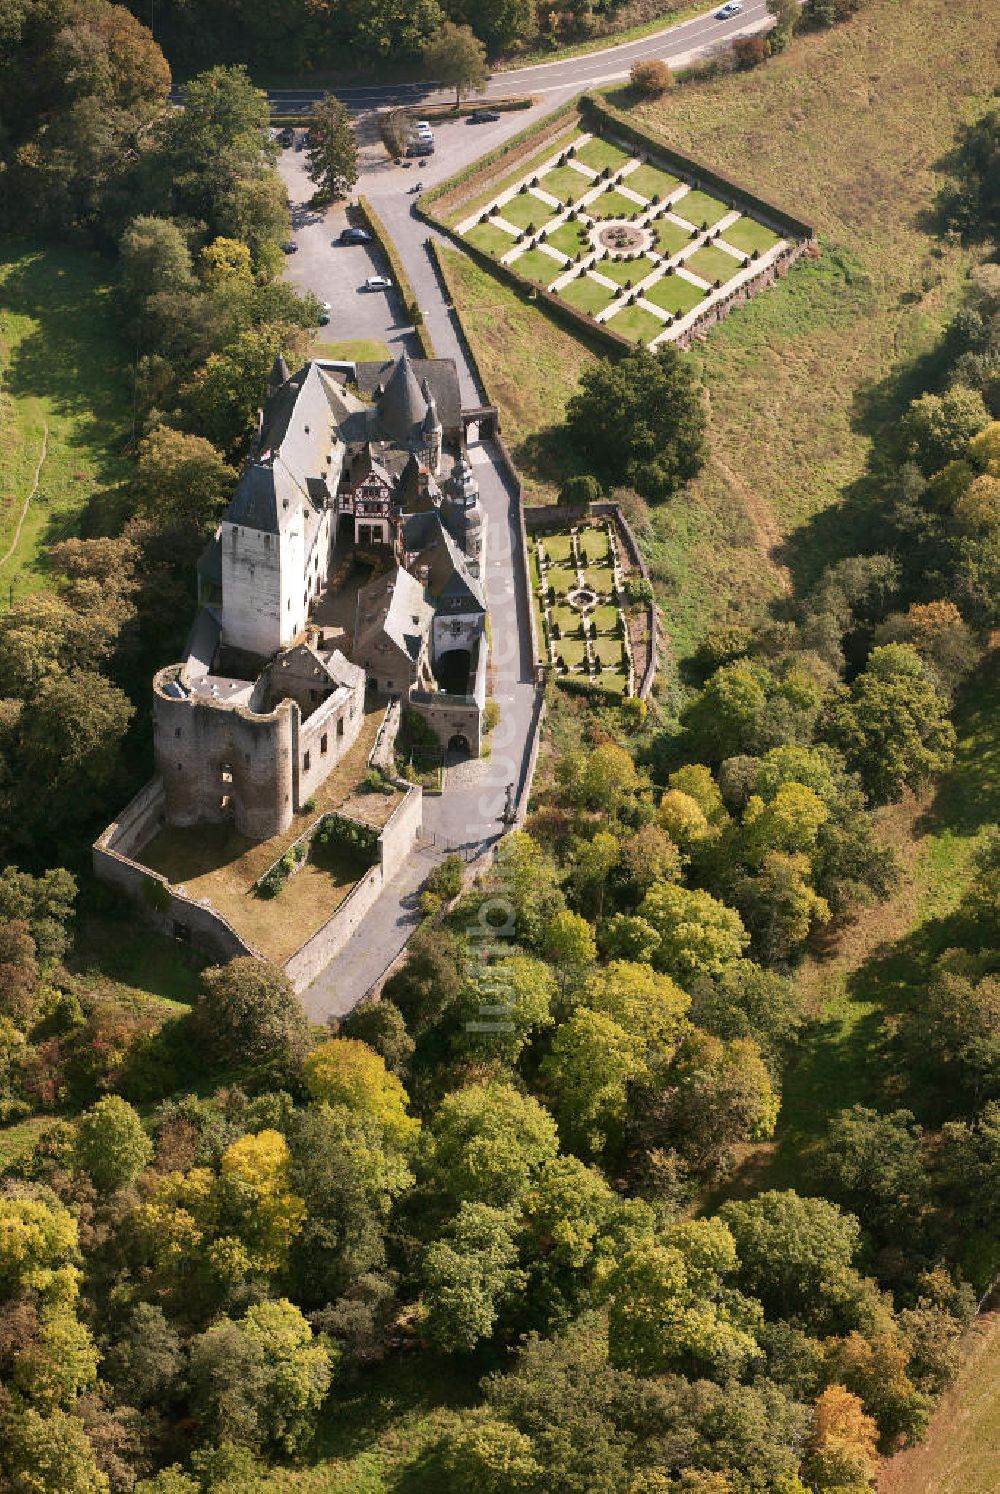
[592,221,652,254]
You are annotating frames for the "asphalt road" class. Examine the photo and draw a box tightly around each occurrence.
[265,0,773,114]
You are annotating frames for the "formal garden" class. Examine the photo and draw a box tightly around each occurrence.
[529,517,637,697]
[454,124,792,348]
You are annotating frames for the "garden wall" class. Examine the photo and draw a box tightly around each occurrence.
[92,779,258,964]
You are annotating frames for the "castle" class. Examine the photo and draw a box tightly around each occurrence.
[153,350,488,842]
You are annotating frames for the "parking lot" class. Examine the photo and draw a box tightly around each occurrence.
[276,137,419,361]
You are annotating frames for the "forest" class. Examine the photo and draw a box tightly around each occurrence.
[0,0,998,1489]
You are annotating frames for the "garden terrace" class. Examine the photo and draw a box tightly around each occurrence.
[441,115,808,350]
[136,704,400,963]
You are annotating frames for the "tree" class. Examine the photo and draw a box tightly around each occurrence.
[102,1304,183,1409]
[766,0,799,50]
[582,960,690,1056]
[383,924,463,1033]
[431,1410,544,1492]
[542,1008,650,1157]
[194,957,310,1071]
[452,955,555,1065]
[688,960,803,1070]
[828,644,956,804]
[565,346,706,502]
[578,742,639,814]
[340,998,414,1073]
[658,789,710,850]
[181,323,312,451]
[491,831,565,946]
[630,59,672,97]
[425,1081,559,1211]
[924,950,1000,1102]
[542,910,597,994]
[14,671,134,824]
[133,425,236,534]
[720,1189,862,1328]
[815,1106,929,1235]
[639,881,749,981]
[73,1095,152,1192]
[802,1385,879,1492]
[422,1202,524,1351]
[1,1407,109,1494]
[900,385,989,473]
[119,216,195,319]
[605,1220,762,1381]
[218,1129,306,1274]
[423,23,488,107]
[305,94,358,200]
[188,1299,333,1455]
[936,105,1000,242]
[304,1039,419,1149]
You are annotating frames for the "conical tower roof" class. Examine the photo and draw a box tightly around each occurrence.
[378,351,428,442]
[268,352,290,397]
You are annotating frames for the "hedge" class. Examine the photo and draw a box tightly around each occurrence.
[580,93,815,241]
[356,194,436,359]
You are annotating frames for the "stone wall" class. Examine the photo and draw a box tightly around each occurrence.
[93,779,257,964]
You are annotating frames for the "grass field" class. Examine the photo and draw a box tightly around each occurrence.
[721,217,781,255]
[599,255,658,285]
[620,0,994,632]
[511,247,561,284]
[465,221,516,257]
[587,188,645,220]
[685,243,743,285]
[315,337,391,362]
[558,273,618,315]
[539,163,593,201]
[0,239,131,600]
[496,191,556,232]
[644,274,707,316]
[606,303,667,344]
[575,136,632,173]
[673,188,731,227]
[627,163,683,200]
[435,246,600,505]
[654,218,695,257]
[547,220,592,257]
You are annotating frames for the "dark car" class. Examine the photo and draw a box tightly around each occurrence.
[278,126,295,147]
[281,240,298,254]
[468,109,501,123]
[406,141,434,158]
[339,227,372,245]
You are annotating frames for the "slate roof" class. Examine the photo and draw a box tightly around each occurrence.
[403,513,486,613]
[376,350,428,443]
[355,356,463,438]
[354,565,433,664]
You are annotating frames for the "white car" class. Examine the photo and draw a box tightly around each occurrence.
[413,123,434,140]
[364,275,392,291]
[715,1,743,15]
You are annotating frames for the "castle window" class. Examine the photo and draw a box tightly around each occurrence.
[336,718,344,739]
[221,763,233,784]
[320,733,328,754]
[175,727,182,738]
[303,750,311,772]
[245,753,251,766]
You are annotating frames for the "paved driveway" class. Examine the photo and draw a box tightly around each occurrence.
[277,144,419,358]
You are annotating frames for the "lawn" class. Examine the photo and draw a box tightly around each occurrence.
[592,604,621,635]
[720,216,781,255]
[643,272,708,317]
[434,246,600,504]
[593,636,626,669]
[579,524,611,563]
[558,272,618,316]
[494,190,557,232]
[605,303,668,344]
[510,246,562,285]
[620,0,993,623]
[653,217,696,257]
[547,564,580,593]
[552,603,585,637]
[685,243,743,285]
[465,220,517,257]
[575,136,634,173]
[539,163,594,202]
[539,531,575,563]
[556,637,589,670]
[546,220,593,258]
[139,706,392,964]
[314,337,391,362]
[626,163,684,201]
[597,255,658,285]
[672,188,731,228]
[0,238,131,600]
[587,188,646,220]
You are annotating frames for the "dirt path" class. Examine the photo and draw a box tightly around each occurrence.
[0,422,48,572]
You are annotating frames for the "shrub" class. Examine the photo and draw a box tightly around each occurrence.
[733,34,769,67]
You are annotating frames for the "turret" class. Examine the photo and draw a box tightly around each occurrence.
[421,378,443,475]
